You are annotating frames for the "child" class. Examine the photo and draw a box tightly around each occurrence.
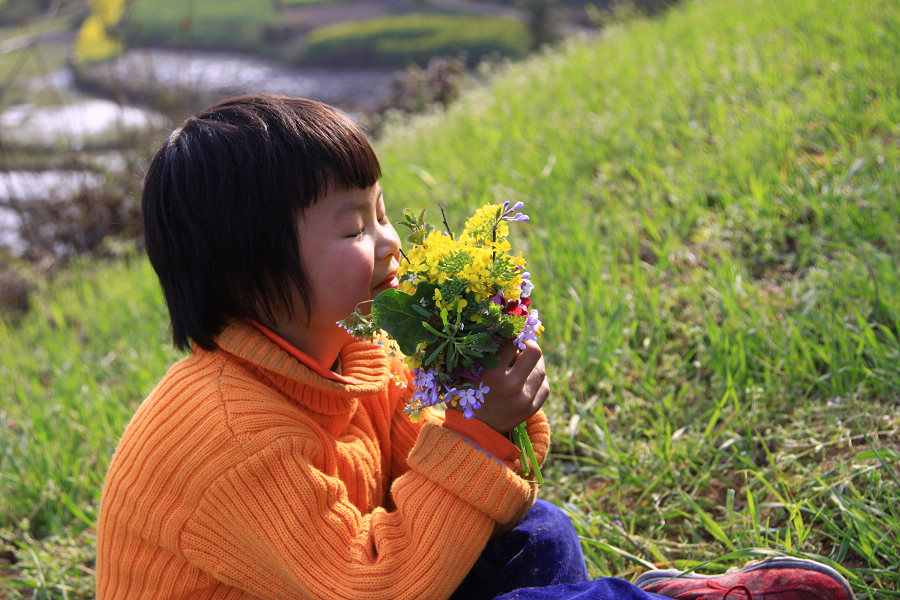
[96,94,854,600]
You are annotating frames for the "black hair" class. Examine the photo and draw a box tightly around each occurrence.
[142,94,381,350]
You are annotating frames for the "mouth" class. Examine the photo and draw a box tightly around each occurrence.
[373,272,399,294]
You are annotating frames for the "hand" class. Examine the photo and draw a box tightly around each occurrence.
[455,340,549,434]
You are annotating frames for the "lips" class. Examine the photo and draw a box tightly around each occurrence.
[373,272,399,294]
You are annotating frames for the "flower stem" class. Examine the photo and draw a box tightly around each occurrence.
[511,422,543,484]
[438,204,455,240]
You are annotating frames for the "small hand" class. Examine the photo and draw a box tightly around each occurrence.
[455,340,549,434]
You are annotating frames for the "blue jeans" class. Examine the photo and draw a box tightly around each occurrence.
[450,500,665,600]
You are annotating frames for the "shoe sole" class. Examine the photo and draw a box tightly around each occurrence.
[633,556,854,599]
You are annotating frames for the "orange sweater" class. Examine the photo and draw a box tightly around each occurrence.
[96,319,550,599]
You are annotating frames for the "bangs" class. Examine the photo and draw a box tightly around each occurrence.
[295,117,382,204]
[193,94,382,207]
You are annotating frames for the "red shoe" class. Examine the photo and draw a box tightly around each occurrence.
[633,557,853,599]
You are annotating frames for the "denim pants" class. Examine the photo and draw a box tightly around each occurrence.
[450,500,665,600]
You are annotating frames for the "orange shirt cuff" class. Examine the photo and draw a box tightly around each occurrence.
[442,409,522,470]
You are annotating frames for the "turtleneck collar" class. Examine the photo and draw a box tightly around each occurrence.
[212,319,391,418]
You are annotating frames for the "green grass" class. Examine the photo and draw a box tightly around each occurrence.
[2,0,899,596]
[121,0,280,49]
[300,14,530,67]
[0,256,182,597]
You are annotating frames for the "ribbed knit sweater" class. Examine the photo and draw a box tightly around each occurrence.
[96,319,550,599]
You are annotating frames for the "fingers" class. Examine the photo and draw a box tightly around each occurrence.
[507,340,542,380]
[529,367,550,413]
[482,341,548,428]
[499,341,545,401]
[517,343,548,413]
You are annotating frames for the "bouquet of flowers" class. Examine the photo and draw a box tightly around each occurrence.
[340,201,544,483]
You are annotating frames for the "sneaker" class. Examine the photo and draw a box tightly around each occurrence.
[633,557,854,599]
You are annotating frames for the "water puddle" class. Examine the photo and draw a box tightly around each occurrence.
[3,49,395,149]
[0,170,104,202]
[0,98,169,148]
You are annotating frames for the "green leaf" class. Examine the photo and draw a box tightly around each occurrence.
[371,289,434,355]
[424,338,449,366]
[411,304,432,318]
[410,281,440,305]
[396,207,435,245]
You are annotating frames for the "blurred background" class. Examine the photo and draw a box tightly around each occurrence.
[0,0,672,267]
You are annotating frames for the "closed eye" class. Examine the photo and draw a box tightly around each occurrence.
[348,215,388,237]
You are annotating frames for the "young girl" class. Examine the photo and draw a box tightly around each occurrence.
[96,94,853,600]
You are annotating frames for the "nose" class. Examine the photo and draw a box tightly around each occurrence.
[377,219,401,262]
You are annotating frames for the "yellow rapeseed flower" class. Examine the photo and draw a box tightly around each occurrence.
[397,203,528,305]
[462,204,509,246]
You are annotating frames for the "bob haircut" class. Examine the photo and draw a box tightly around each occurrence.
[142,94,382,351]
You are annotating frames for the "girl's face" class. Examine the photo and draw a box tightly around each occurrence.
[274,183,401,361]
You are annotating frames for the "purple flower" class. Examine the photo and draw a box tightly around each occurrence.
[413,368,434,388]
[442,386,458,403]
[518,271,534,299]
[455,382,490,419]
[412,368,442,407]
[514,308,542,351]
[500,200,529,222]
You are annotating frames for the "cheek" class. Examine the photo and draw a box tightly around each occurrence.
[317,245,373,296]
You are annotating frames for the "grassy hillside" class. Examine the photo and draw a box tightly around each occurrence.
[377,0,899,591]
[2,0,898,596]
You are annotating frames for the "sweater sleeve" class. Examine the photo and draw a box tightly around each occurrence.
[180,425,535,600]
